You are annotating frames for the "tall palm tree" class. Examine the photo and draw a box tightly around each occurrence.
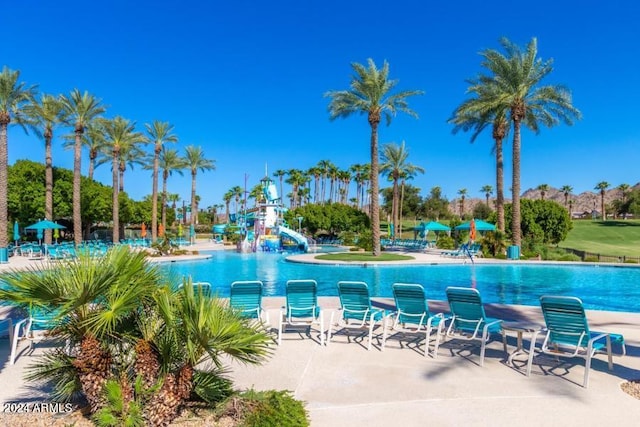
[316,159,333,204]
[537,183,550,200]
[61,89,105,245]
[338,169,352,204]
[118,139,146,192]
[618,183,631,219]
[102,117,144,243]
[286,169,304,209]
[380,141,424,239]
[473,37,581,247]
[145,121,178,242]
[458,188,468,217]
[183,146,215,226]
[450,90,509,233]
[560,185,573,209]
[158,148,185,230]
[350,163,365,209]
[24,94,67,245]
[595,181,610,221]
[326,59,423,256]
[230,185,243,219]
[306,166,321,203]
[480,185,494,207]
[272,169,287,203]
[223,190,233,224]
[0,67,37,259]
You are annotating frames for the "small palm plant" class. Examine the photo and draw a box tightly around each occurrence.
[0,246,273,426]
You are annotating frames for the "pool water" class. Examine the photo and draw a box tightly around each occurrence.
[160,251,640,313]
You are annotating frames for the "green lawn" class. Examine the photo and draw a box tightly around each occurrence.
[315,252,414,262]
[560,219,640,257]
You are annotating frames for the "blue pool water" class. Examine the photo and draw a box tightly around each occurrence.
[161,250,640,313]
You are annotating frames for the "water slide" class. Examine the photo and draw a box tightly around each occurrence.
[278,225,309,252]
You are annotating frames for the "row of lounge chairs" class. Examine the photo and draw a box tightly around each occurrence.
[4,280,627,389]
[441,242,482,258]
[382,238,434,251]
[225,280,626,388]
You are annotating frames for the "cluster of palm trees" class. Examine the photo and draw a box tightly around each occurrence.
[0,66,215,251]
[449,37,581,248]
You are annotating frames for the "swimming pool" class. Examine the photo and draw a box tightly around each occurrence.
[160,251,640,313]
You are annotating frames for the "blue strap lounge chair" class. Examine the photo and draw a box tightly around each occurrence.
[382,283,448,358]
[10,305,62,365]
[278,280,324,345]
[230,280,269,324]
[538,295,626,388]
[445,287,503,366]
[328,281,388,351]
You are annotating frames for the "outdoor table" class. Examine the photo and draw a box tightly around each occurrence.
[501,321,544,377]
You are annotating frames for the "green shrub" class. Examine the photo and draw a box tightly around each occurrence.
[436,235,455,250]
[557,254,581,261]
[584,256,598,262]
[624,259,639,264]
[240,390,308,427]
[356,230,373,252]
[338,231,357,246]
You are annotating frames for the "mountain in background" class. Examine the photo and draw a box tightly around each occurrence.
[448,184,640,216]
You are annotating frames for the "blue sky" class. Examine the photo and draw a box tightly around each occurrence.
[3,0,639,211]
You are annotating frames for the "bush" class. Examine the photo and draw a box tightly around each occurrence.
[218,390,309,427]
[338,231,357,246]
[436,235,455,250]
[356,230,373,252]
[584,256,598,262]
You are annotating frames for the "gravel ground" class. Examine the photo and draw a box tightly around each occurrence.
[621,380,640,399]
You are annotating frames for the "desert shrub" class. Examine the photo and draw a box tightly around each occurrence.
[240,390,309,427]
[436,235,455,250]
[355,230,373,252]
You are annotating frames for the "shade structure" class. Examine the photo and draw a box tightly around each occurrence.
[141,223,147,238]
[423,221,451,232]
[25,219,66,231]
[13,221,20,243]
[454,219,496,232]
[36,228,44,243]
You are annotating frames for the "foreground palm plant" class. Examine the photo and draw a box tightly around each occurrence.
[0,247,273,426]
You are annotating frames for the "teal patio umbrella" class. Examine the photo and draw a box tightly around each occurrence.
[13,220,20,245]
[25,220,66,245]
[454,219,496,232]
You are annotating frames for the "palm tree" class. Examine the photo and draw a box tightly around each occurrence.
[618,183,631,219]
[472,37,581,247]
[24,94,67,245]
[325,59,423,256]
[316,159,333,203]
[117,139,146,192]
[450,90,509,233]
[338,169,352,204]
[183,146,215,226]
[560,185,573,209]
[159,148,185,230]
[0,67,37,258]
[458,188,468,217]
[145,121,178,242]
[286,169,304,209]
[537,183,550,200]
[480,185,494,207]
[595,181,610,221]
[380,141,424,239]
[61,89,105,245]
[102,117,144,243]
[272,169,287,203]
[230,185,243,219]
[223,190,233,224]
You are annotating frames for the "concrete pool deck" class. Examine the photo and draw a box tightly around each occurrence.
[1,298,639,426]
[2,242,640,425]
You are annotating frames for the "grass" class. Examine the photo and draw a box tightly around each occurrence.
[315,252,414,262]
[560,219,640,257]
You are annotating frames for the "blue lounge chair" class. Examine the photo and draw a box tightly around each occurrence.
[278,279,324,345]
[328,281,387,351]
[444,287,503,366]
[230,280,269,324]
[538,295,626,388]
[10,305,61,365]
[383,283,448,357]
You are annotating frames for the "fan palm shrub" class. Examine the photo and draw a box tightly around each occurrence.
[0,246,273,426]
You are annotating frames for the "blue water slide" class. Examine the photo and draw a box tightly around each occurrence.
[278,225,308,252]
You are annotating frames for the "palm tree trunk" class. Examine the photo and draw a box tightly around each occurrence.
[601,193,606,221]
[89,150,97,180]
[112,151,120,243]
[151,146,160,242]
[392,178,399,239]
[511,120,522,247]
[399,179,405,236]
[496,138,505,233]
[190,172,197,226]
[369,121,381,256]
[161,172,168,231]
[44,132,53,245]
[73,129,83,246]
[119,166,125,193]
[0,121,8,256]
